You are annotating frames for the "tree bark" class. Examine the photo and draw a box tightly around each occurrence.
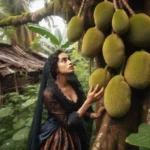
[0,0,101,28]
[141,86,150,124]
[0,0,76,27]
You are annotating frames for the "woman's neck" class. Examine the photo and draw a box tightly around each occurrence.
[55,74,69,90]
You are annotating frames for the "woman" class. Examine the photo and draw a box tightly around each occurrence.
[27,50,105,150]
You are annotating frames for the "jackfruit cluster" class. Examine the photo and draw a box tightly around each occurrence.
[66,0,150,119]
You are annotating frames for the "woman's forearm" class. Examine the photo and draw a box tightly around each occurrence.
[77,100,91,118]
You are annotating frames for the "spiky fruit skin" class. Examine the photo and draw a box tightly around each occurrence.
[82,27,105,58]
[89,68,111,89]
[127,13,150,48]
[94,1,115,31]
[67,16,84,42]
[112,9,129,35]
[124,51,150,89]
[102,34,125,68]
[104,75,131,118]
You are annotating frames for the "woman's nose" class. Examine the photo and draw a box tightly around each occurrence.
[68,59,72,64]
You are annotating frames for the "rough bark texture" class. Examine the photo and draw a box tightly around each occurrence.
[0,0,75,27]
[0,0,101,28]
[141,86,150,124]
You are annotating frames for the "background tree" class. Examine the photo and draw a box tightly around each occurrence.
[0,0,36,48]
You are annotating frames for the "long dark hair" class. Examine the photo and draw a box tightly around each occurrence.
[27,50,63,150]
[49,50,63,80]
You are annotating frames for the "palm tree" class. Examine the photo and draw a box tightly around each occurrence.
[0,0,36,48]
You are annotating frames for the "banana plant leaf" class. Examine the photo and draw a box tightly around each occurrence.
[27,23,60,46]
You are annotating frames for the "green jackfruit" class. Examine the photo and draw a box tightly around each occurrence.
[112,9,129,35]
[94,1,115,31]
[89,68,111,89]
[102,34,125,68]
[67,16,84,42]
[104,75,131,118]
[82,27,105,58]
[124,50,150,89]
[127,13,150,48]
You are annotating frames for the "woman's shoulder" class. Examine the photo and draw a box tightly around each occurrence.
[43,87,54,98]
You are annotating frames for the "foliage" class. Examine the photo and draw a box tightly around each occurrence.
[0,84,40,149]
[0,0,30,16]
[28,23,74,54]
[126,123,150,150]
[0,27,14,44]
[0,0,36,47]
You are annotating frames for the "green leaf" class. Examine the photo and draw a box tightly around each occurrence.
[62,41,73,49]
[21,98,36,108]
[27,23,60,45]
[25,117,33,127]
[55,28,62,42]
[0,139,15,150]
[13,119,26,130]
[0,107,14,118]
[0,128,6,133]
[139,147,150,150]
[12,127,30,141]
[126,123,150,148]
[12,117,18,123]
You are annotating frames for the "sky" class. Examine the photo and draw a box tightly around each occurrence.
[29,0,66,34]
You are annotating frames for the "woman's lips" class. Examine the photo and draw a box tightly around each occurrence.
[69,66,74,70]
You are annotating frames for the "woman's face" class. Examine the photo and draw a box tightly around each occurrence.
[57,52,74,75]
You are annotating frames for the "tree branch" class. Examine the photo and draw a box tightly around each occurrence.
[0,1,75,27]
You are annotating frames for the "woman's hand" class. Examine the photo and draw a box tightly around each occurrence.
[95,106,105,118]
[86,84,104,105]
[88,106,105,119]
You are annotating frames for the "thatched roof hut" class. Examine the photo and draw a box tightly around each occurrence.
[0,43,47,95]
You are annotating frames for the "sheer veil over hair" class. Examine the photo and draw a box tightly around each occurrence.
[27,50,86,150]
